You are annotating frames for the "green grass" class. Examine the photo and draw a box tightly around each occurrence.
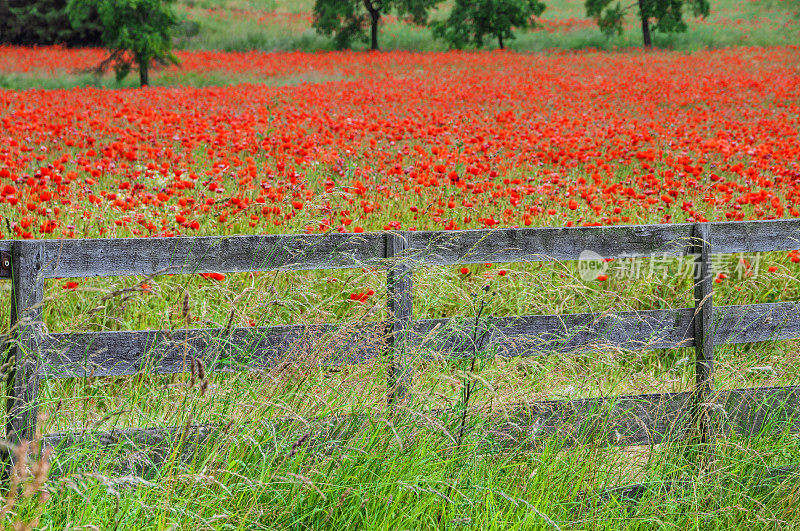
[0,69,317,90]
[25,436,799,528]
[6,344,800,528]
[1,247,798,528]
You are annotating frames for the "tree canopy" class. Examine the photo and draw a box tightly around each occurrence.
[67,0,179,86]
[313,0,439,50]
[585,0,710,47]
[1,0,102,46]
[432,0,546,50]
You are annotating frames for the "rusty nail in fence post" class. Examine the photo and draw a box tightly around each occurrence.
[0,251,11,278]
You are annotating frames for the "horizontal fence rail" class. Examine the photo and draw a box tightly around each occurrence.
[35,301,800,379]
[2,219,800,280]
[2,219,800,469]
[38,385,800,468]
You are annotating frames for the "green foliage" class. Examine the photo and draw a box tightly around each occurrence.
[0,0,102,45]
[167,0,800,53]
[0,1,17,44]
[312,0,439,50]
[66,0,179,86]
[312,0,366,49]
[432,0,547,49]
[586,0,711,41]
[584,0,626,35]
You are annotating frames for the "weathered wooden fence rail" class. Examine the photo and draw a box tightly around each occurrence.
[2,219,800,459]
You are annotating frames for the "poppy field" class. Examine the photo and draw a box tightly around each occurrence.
[2,30,800,531]
[2,46,800,291]
[3,46,800,236]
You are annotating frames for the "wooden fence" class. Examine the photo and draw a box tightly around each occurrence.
[2,219,800,461]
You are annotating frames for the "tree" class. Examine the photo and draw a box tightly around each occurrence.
[585,0,709,48]
[66,0,179,86]
[313,0,439,50]
[1,0,102,46]
[432,0,546,50]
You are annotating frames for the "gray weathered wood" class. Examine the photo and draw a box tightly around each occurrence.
[37,232,387,279]
[492,390,694,449]
[16,218,800,280]
[407,218,800,264]
[42,410,384,475]
[721,384,800,437]
[405,218,800,267]
[714,301,800,344]
[414,302,800,359]
[7,240,45,444]
[414,308,695,357]
[2,217,799,481]
[407,224,695,266]
[41,385,800,458]
[385,232,413,405]
[691,223,715,446]
[711,219,800,254]
[40,322,385,378]
[37,302,800,378]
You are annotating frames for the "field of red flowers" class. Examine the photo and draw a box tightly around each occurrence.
[2,45,799,246]
[3,32,800,529]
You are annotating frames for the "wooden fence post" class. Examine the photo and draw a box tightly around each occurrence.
[691,222,715,449]
[385,232,413,407]
[6,240,45,447]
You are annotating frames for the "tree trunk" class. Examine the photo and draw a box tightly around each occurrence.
[370,12,379,50]
[139,58,149,87]
[638,0,652,49]
[498,34,504,49]
[364,0,380,51]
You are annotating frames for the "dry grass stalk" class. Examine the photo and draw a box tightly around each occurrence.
[0,421,53,530]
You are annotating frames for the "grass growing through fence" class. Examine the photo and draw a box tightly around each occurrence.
[6,342,800,529]
[1,244,798,528]
[25,252,800,333]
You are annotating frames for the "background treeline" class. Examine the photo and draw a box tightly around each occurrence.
[0,0,102,46]
[2,0,715,50]
[314,0,712,51]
